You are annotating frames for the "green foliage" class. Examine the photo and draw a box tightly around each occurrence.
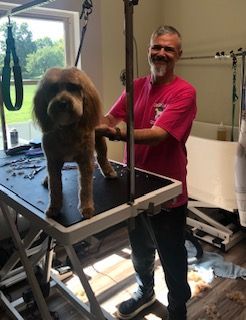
[26,39,65,77]
[0,21,36,74]
[35,37,53,49]
[0,21,65,79]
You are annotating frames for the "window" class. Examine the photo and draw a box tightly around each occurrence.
[0,2,80,149]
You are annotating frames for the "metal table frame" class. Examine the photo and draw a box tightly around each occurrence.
[0,165,181,320]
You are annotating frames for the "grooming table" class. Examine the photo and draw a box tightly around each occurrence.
[187,200,245,252]
[186,136,245,251]
[0,151,181,320]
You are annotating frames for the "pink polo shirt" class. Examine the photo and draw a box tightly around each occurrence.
[109,75,197,207]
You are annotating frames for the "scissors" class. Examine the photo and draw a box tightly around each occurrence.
[25,166,45,180]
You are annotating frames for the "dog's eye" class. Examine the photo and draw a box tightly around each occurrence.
[48,83,59,95]
[66,83,81,93]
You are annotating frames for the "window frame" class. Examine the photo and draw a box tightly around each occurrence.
[0,1,81,72]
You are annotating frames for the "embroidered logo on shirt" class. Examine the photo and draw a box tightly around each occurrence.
[150,103,166,125]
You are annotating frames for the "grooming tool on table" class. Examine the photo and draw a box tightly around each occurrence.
[25,165,45,180]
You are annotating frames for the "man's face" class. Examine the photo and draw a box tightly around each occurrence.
[148,33,182,77]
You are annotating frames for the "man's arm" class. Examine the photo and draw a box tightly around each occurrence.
[113,125,169,145]
[100,113,121,127]
[97,113,169,146]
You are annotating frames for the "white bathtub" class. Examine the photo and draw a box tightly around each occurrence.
[187,121,238,212]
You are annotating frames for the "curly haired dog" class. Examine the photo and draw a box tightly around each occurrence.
[33,67,117,219]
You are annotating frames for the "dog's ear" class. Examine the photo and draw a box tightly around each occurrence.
[33,79,53,132]
[76,69,102,130]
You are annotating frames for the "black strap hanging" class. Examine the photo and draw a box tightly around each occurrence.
[1,18,23,111]
[231,52,238,141]
[74,0,93,67]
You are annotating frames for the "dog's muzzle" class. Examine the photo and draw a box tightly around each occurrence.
[48,93,83,126]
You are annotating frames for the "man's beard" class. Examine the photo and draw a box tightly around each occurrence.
[150,63,167,77]
[149,55,168,77]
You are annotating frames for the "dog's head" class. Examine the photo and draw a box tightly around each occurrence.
[33,67,102,132]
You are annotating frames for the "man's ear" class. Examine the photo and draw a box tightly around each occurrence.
[147,45,151,55]
[179,49,183,58]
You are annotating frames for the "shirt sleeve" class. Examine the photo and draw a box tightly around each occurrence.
[108,89,127,122]
[154,86,197,142]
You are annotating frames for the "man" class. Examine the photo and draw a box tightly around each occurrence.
[97,25,197,320]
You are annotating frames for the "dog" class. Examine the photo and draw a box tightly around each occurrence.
[33,67,117,219]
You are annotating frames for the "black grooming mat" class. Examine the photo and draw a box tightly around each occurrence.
[0,152,172,227]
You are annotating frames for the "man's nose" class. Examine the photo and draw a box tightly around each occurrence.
[157,47,167,55]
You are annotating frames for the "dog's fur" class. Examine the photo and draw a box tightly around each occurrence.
[33,67,117,219]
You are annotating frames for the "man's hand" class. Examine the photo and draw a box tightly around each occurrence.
[95,125,122,141]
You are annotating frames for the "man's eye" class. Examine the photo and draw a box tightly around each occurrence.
[151,45,162,51]
[165,47,176,53]
[151,45,176,53]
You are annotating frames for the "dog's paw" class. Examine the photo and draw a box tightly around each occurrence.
[100,165,117,179]
[45,206,60,218]
[104,168,117,179]
[80,207,94,219]
[97,158,118,179]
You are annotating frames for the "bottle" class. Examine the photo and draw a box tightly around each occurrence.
[10,128,19,145]
[217,122,227,141]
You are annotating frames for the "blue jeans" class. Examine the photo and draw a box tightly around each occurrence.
[128,204,191,320]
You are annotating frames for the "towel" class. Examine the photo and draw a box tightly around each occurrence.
[185,240,246,282]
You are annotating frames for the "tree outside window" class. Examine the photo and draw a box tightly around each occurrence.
[0,18,65,126]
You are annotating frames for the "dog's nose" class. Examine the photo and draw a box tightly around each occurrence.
[59,100,68,109]
[48,99,70,118]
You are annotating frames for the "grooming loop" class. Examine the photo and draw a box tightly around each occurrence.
[74,0,93,67]
[1,17,23,111]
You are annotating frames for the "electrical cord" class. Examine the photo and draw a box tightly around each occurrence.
[120,34,139,86]
[89,237,134,297]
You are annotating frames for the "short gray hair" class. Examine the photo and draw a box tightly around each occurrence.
[150,25,182,48]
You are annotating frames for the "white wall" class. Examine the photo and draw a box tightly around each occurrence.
[162,0,246,129]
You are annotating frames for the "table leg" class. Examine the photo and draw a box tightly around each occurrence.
[0,202,53,320]
[64,244,107,320]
